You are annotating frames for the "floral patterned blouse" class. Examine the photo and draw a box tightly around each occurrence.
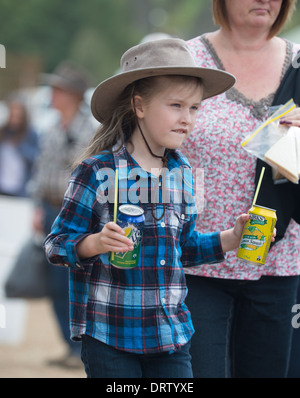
[182,35,300,280]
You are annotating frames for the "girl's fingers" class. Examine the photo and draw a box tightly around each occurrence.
[106,244,133,252]
[101,223,134,249]
[104,235,133,247]
[109,231,133,247]
[106,221,125,234]
[100,235,133,253]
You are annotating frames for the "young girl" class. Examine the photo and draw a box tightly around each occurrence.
[44,38,252,378]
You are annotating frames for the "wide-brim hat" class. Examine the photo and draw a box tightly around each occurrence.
[91,38,235,123]
[40,61,90,96]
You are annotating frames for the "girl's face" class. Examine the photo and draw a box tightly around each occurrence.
[134,77,203,155]
[224,0,283,31]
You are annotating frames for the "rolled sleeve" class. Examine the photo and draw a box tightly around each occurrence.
[180,215,225,267]
[43,161,105,270]
[44,232,98,270]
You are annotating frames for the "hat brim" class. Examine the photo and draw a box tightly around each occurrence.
[91,66,235,123]
[40,73,85,95]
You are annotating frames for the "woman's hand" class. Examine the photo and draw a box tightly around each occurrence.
[76,222,134,259]
[279,107,300,127]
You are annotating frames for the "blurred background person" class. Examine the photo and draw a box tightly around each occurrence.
[182,0,300,378]
[29,61,97,368]
[0,98,39,197]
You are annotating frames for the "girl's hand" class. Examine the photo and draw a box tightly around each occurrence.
[97,222,134,253]
[279,107,300,127]
[220,214,276,253]
[232,213,250,246]
[76,222,134,259]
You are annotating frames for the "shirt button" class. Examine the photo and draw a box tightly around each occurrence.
[162,298,166,304]
[181,214,185,220]
[160,259,166,266]
[160,222,165,228]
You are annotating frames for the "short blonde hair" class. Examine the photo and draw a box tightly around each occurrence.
[212,0,297,38]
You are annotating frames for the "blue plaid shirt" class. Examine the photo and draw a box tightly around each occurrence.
[44,143,224,354]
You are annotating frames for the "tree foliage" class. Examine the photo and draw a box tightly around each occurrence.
[0,0,299,88]
[0,0,215,84]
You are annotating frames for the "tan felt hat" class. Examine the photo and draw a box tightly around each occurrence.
[91,38,235,123]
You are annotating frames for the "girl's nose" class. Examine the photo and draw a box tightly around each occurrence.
[181,109,192,124]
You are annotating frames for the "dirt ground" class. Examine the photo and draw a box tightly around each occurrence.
[0,298,86,378]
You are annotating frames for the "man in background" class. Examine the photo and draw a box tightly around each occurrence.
[30,61,97,368]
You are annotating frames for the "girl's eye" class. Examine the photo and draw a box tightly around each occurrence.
[171,103,181,108]
[191,105,200,112]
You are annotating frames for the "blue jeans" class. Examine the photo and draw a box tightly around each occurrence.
[81,334,193,378]
[185,274,300,378]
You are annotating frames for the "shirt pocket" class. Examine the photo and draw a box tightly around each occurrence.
[167,204,190,242]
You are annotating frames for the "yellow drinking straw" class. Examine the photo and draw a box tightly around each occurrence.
[111,168,119,260]
[252,167,265,207]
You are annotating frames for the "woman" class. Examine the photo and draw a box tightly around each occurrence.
[182,0,300,378]
[0,99,39,197]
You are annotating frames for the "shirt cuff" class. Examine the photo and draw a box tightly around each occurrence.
[183,231,225,267]
[62,233,98,270]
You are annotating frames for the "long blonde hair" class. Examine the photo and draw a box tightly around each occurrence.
[74,75,202,168]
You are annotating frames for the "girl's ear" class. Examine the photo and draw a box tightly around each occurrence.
[132,95,144,119]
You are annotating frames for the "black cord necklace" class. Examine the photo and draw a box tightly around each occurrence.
[134,113,169,222]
